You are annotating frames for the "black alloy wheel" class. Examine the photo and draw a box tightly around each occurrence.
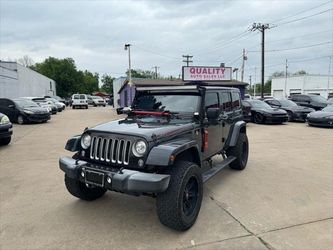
[182,176,199,217]
[254,113,264,124]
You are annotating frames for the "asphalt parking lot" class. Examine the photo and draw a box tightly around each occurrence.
[1,107,332,250]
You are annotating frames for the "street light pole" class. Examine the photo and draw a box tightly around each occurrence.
[124,44,132,86]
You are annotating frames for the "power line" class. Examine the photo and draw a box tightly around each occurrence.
[249,41,333,52]
[276,8,333,26]
[270,0,333,24]
[132,45,179,60]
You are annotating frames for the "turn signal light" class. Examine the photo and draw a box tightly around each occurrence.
[202,129,208,151]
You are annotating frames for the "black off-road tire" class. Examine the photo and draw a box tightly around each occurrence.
[64,175,106,201]
[0,136,11,145]
[156,161,203,231]
[227,133,249,170]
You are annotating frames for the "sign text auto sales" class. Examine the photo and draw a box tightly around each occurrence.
[182,66,232,81]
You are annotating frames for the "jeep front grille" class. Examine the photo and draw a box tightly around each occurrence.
[90,137,131,165]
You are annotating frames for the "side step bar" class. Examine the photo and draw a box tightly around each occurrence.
[202,156,236,183]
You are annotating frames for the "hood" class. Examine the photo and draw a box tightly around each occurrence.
[22,106,49,114]
[88,119,195,141]
[308,111,333,119]
[253,107,287,114]
[283,106,314,112]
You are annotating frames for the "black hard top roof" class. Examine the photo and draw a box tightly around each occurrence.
[136,84,239,92]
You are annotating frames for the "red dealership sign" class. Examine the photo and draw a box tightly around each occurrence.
[182,66,232,81]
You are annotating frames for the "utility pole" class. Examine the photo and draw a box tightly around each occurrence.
[152,66,159,79]
[254,67,257,98]
[250,23,272,98]
[182,55,193,66]
[328,56,332,98]
[249,75,252,96]
[124,44,132,86]
[233,68,239,81]
[284,59,288,97]
[241,49,248,82]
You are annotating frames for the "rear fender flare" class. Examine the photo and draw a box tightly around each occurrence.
[228,121,246,147]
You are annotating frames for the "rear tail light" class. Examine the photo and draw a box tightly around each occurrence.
[202,129,208,151]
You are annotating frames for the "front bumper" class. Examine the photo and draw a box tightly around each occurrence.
[307,119,333,128]
[26,113,51,122]
[265,115,288,123]
[59,156,170,194]
[0,123,13,138]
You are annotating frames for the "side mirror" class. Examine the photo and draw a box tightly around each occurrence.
[116,107,132,115]
[206,108,220,120]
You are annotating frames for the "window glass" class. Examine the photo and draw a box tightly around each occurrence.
[73,95,79,99]
[231,92,240,108]
[79,95,86,99]
[205,92,219,110]
[219,92,232,111]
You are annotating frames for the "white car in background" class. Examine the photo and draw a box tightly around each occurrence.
[91,96,106,107]
[71,94,88,109]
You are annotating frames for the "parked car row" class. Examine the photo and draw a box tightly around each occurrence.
[0,112,12,145]
[242,94,332,128]
[70,94,107,109]
[0,96,67,125]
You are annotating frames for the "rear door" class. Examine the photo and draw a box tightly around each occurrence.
[219,91,233,144]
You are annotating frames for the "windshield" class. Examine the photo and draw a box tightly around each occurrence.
[92,96,102,99]
[311,95,327,103]
[278,99,297,107]
[322,105,333,112]
[14,99,39,108]
[249,100,272,109]
[133,94,200,113]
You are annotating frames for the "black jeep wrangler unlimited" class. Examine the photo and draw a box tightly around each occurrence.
[59,84,249,231]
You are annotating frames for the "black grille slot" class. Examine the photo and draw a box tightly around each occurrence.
[90,136,131,165]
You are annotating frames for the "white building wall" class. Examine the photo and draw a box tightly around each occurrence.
[113,77,126,109]
[271,75,333,98]
[0,65,19,98]
[0,62,56,98]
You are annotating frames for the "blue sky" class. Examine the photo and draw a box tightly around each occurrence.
[1,0,332,82]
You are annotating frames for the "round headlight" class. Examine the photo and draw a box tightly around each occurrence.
[0,115,10,124]
[81,134,91,149]
[132,140,147,157]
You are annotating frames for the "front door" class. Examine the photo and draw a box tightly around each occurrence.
[204,91,223,158]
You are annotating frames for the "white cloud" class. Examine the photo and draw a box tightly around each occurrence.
[0,0,332,80]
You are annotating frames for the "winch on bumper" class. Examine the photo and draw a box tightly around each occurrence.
[59,156,170,194]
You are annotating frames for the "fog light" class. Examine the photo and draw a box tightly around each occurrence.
[107,177,112,184]
[81,171,85,177]
[138,159,144,167]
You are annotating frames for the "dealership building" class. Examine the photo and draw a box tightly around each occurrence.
[114,66,248,109]
[271,74,333,99]
[0,61,56,98]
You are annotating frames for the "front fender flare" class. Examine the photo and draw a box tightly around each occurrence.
[65,135,81,152]
[146,139,200,166]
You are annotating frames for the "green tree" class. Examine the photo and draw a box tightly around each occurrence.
[100,74,114,94]
[81,70,99,94]
[126,69,156,79]
[293,70,307,75]
[30,57,99,97]
[31,57,81,97]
